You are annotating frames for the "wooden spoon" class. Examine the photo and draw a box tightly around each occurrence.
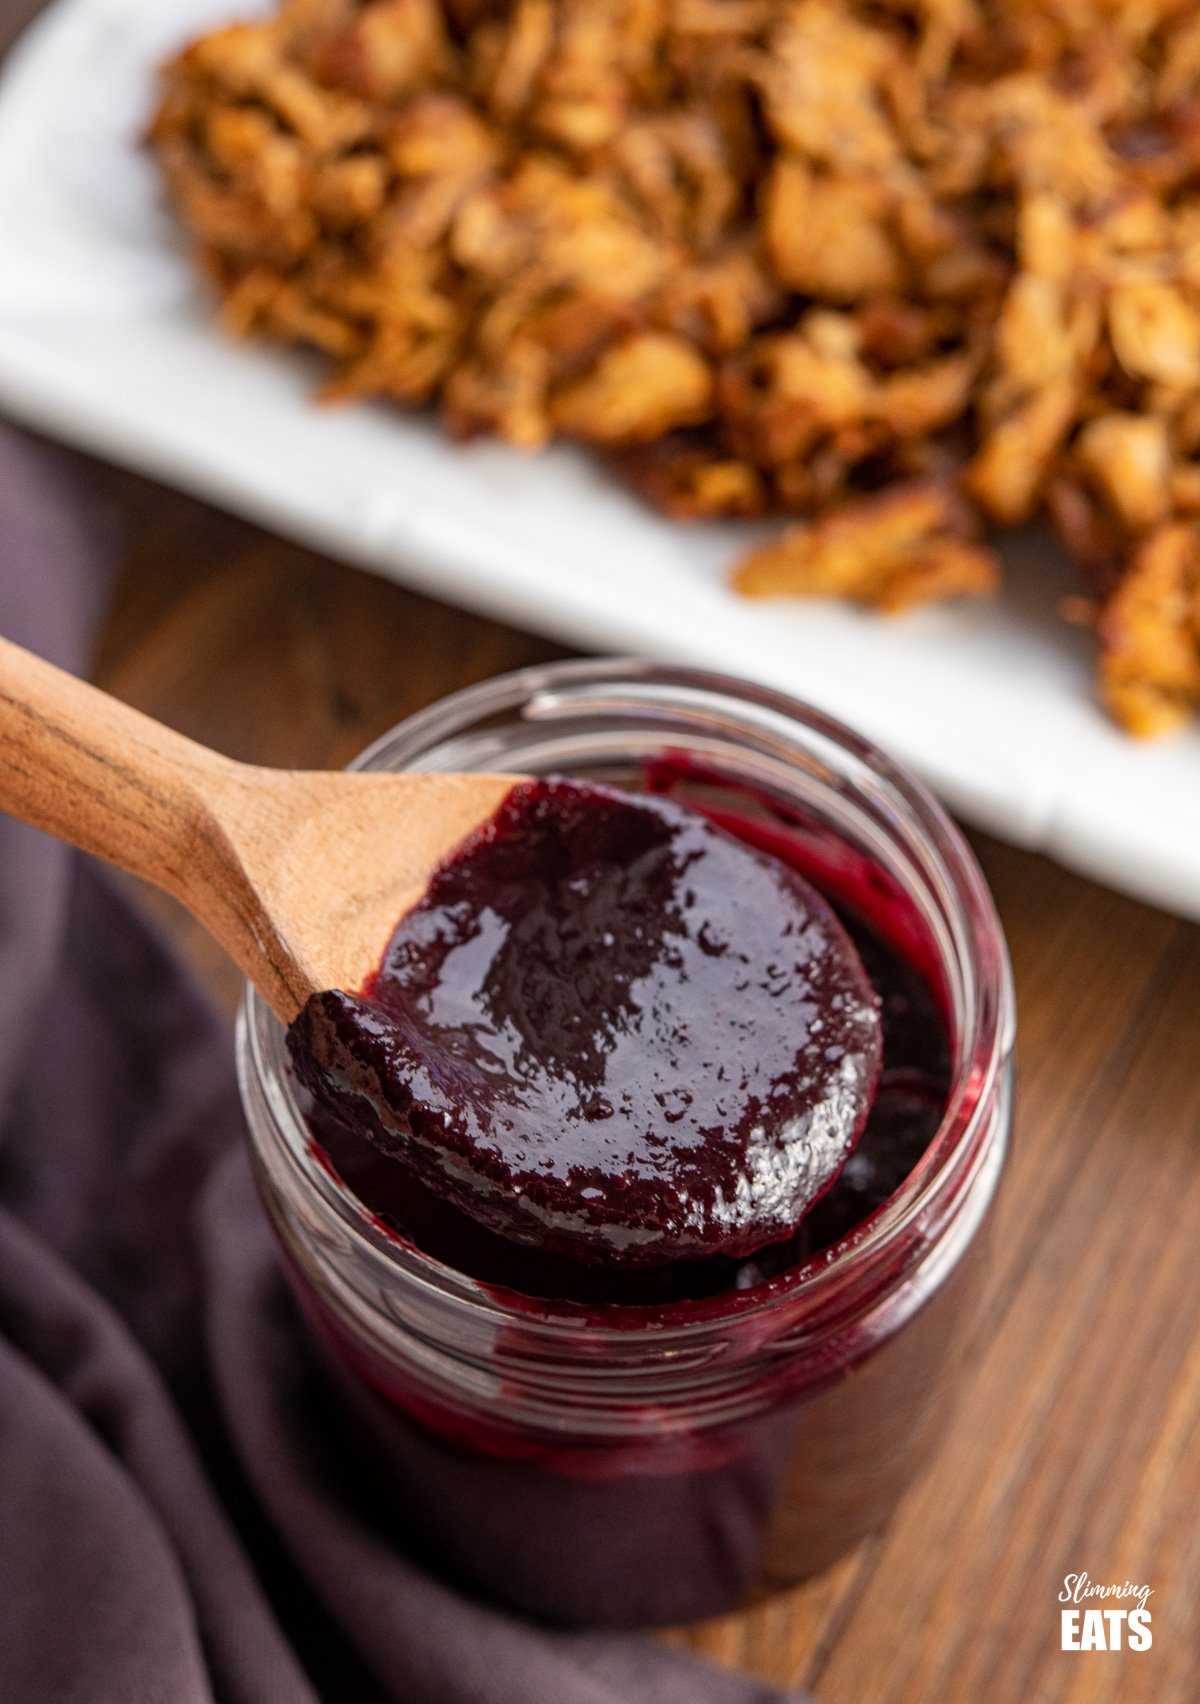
[0,634,517,1022]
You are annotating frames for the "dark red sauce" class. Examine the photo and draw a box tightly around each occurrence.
[290,778,949,1309]
[271,774,981,1627]
[287,778,883,1268]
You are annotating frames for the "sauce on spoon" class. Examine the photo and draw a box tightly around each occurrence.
[287,778,882,1266]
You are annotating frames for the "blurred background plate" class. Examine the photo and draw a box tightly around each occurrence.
[1,0,1199,918]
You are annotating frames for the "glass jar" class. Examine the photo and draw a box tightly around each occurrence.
[237,660,1014,1629]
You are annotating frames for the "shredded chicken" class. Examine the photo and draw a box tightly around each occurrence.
[150,0,1200,736]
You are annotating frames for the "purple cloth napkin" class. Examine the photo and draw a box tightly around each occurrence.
[0,424,813,1703]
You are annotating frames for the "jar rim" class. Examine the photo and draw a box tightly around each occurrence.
[239,657,1014,1347]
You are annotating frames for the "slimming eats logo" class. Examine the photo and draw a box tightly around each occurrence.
[1060,1573,1153,1651]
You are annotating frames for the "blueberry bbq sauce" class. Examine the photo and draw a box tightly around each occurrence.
[287,777,949,1308]
[267,759,990,1628]
[287,777,886,1279]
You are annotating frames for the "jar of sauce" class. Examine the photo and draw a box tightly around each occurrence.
[238,661,1014,1628]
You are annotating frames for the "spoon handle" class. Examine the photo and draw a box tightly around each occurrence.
[0,632,233,893]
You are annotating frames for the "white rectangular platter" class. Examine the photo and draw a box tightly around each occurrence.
[1,0,1198,919]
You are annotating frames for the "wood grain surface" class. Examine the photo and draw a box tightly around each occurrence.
[0,631,513,1020]
[84,462,1200,1704]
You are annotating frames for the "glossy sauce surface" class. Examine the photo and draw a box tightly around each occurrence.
[288,778,883,1266]
[308,896,949,1307]
[279,777,970,1628]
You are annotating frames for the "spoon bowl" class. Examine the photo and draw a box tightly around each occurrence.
[0,637,882,1268]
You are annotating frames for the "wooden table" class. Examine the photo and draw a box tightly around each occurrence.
[87,461,1199,1704]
